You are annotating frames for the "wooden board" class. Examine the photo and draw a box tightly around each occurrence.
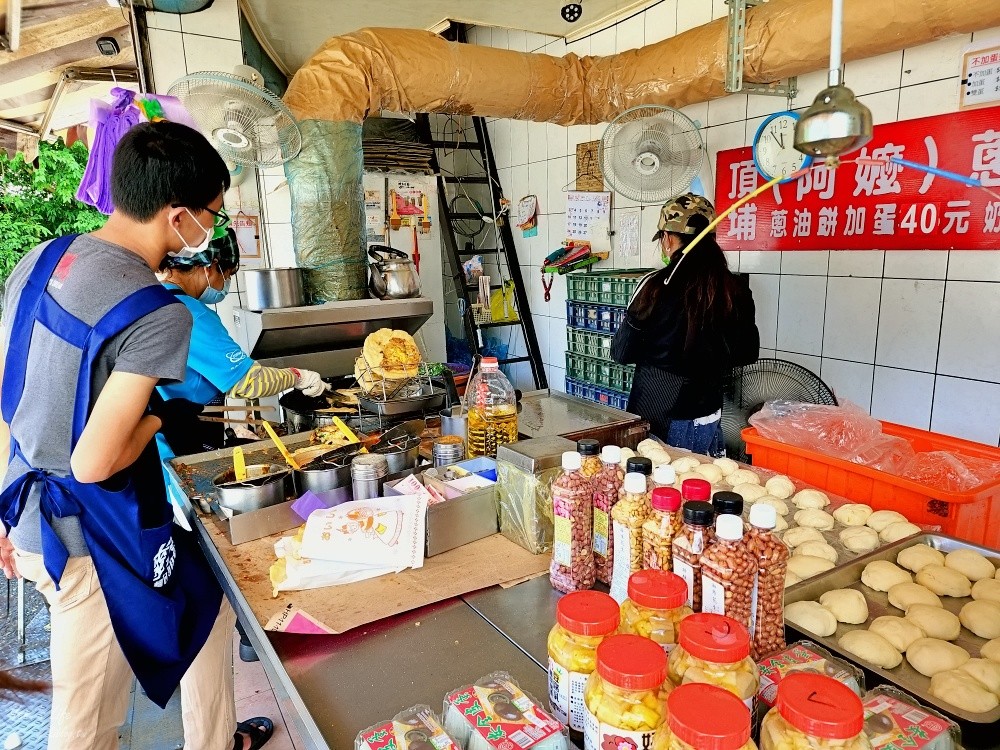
[575,140,605,192]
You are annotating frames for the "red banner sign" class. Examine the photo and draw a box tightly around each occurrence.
[715,105,1000,250]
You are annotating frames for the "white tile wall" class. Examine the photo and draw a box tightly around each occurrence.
[875,279,944,372]
[823,277,881,363]
[931,376,1000,446]
[821,358,875,411]
[776,276,827,355]
[937,282,1000,383]
[871,367,935,430]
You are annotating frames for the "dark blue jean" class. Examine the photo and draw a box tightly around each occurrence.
[666,418,725,457]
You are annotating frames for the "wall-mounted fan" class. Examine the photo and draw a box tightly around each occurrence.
[167,66,302,171]
[599,105,705,204]
[723,358,838,463]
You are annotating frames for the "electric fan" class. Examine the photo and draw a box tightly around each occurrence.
[167,67,302,168]
[722,358,838,463]
[599,105,705,204]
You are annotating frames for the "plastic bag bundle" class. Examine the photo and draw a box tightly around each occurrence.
[356,705,462,750]
[749,400,882,460]
[852,434,916,474]
[76,88,140,214]
[900,451,986,493]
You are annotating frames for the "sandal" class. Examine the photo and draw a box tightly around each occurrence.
[233,716,274,750]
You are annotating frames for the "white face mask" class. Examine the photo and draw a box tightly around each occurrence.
[169,208,213,259]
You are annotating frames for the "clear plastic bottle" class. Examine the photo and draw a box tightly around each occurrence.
[642,487,683,571]
[670,501,715,611]
[760,673,869,750]
[654,683,758,750]
[701,515,758,632]
[747,504,789,660]
[593,446,625,585]
[712,491,744,519]
[548,590,620,731]
[627,456,654,491]
[465,356,518,458]
[619,569,692,652]
[550,451,596,593]
[652,465,677,490]
[609,472,652,602]
[578,439,603,478]
[681,478,711,504]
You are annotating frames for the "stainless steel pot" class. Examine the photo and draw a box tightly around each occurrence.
[368,246,421,300]
[293,445,362,495]
[212,464,289,514]
[241,268,306,310]
[373,436,422,475]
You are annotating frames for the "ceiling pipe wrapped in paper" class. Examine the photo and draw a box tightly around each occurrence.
[282,0,1000,302]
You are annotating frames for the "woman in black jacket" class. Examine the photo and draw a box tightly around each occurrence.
[612,193,759,455]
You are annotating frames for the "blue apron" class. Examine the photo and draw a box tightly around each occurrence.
[0,235,223,709]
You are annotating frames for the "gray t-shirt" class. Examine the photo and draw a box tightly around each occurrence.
[1,235,192,556]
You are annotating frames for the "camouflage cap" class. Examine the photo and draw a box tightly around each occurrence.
[654,193,717,238]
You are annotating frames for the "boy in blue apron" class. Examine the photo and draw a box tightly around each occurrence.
[0,122,273,750]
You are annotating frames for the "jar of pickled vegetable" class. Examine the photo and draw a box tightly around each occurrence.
[668,613,759,710]
[593,446,625,585]
[609,472,651,602]
[584,634,669,750]
[548,590,620,732]
[578,439,603,478]
[653,683,758,750]
[760,673,869,750]
[619,569,691,652]
[642,487,682,571]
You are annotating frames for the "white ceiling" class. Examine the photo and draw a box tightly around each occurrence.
[244,0,656,73]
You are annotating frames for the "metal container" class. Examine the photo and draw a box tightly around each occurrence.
[439,405,468,446]
[351,454,389,501]
[433,436,466,467]
[292,444,362,495]
[241,267,306,311]
[368,246,421,300]
[212,464,289,514]
[374,436,422,475]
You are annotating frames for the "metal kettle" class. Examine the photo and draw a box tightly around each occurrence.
[368,245,421,300]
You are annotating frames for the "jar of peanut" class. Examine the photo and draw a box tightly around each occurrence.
[593,446,625,585]
[619,569,692,652]
[747,503,789,660]
[653,683,758,750]
[701,515,758,632]
[609,472,651,602]
[548,590,620,731]
[760,673,869,750]
[642,487,682,571]
[681,478,711,503]
[550,451,596,593]
[626,456,654,490]
[577,439,603,478]
[670,501,715,610]
[652,464,677,490]
[668,613,759,710]
[712,491,744,519]
[583,634,670,750]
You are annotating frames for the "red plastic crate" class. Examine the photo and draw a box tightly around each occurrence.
[742,421,1000,548]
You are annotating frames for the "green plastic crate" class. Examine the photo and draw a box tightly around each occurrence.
[567,328,614,360]
[566,270,653,307]
[565,352,635,393]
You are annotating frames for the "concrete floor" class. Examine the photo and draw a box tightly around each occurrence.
[1,580,306,750]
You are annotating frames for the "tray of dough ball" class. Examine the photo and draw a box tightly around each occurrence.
[783,533,1000,724]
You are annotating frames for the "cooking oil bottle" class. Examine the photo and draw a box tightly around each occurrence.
[465,356,518,458]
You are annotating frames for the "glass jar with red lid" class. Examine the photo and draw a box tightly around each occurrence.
[760,673,869,750]
[547,591,620,732]
[653,683,758,750]
[583,634,670,750]
[619,569,692,652]
[667,612,759,709]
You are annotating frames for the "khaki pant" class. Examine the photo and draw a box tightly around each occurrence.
[15,549,238,750]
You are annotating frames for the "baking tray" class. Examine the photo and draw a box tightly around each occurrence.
[357,384,446,416]
[784,532,1000,724]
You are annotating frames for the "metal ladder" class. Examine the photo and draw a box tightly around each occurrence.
[415,113,548,390]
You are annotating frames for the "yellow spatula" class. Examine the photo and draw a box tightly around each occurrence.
[232,446,248,482]
[332,416,360,444]
[261,421,302,471]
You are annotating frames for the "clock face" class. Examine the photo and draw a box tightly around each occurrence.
[753,113,812,182]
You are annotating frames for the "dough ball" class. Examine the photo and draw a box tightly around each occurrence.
[693,463,724,484]
[867,510,908,533]
[839,630,902,669]
[726,469,760,487]
[972,578,1000,605]
[671,456,702,474]
[840,526,880,554]
[733,483,768,502]
[906,638,970,677]
[713,457,739,477]
[819,589,869,624]
[765,475,795,500]
[793,489,831,510]
[861,561,913,592]
[794,508,835,531]
[794,541,839,564]
[755,495,790,516]
[637,439,668,458]
[960,600,1000,639]
[783,526,826,548]
[959,658,1000,695]
[981,638,1000,663]
[869,616,926,652]
[887,582,943,611]
[677,471,702,487]
[996,566,1000,580]
[618,448,636,468]
[785,570,803,589]
[880,521,922,544]
[915,564,973,598]
[786,554,836,580]
[904,604,962,641]
[832,503,872,526]
[785,601,839,637]
[773,515,789,532]
[929,670,999,714]
[896,544,946,573]
[946,549,997,582]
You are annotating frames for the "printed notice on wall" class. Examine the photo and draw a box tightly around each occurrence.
[961,41,1000,110]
